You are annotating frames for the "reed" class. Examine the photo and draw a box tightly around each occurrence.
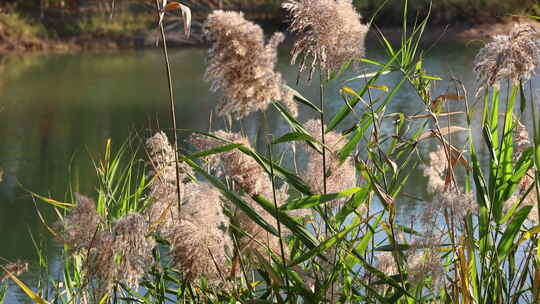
[2,1,540,303]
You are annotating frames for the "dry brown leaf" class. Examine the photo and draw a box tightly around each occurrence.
[534,267,540,302]
[0,167,3,183]
[164,2,191,38]
[417,126,468,142]
[430,93,464,110]
[408,111,465,119]
[372,181,394,208]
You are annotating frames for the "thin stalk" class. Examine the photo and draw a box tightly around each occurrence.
[319,71,335,301]
[267,142,290,296]
[154,0,183,215]
[529,80,540,225]
[319,73,328,198]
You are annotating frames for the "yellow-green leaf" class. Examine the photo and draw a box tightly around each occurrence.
[1,265,50,304]
[368,84,389,92]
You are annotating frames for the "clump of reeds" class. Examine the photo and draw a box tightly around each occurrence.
[59,195,155,299]
[59,193,102,253]
[166,182,232,283]
[90,213,154,298]
[422,144,477,222]
[203,10,297,118]
[188,130,292,256]
[283,0,369,79]
[474,23,540,93]
[146,132,233,284]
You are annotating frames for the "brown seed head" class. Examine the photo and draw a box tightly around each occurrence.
[474,24,540,94]
[283,0,369,79]
[204,10,297,118]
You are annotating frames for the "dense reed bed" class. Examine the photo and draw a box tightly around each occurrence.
[2,0,540,303]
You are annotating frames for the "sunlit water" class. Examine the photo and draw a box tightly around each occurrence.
[0,41,538,302]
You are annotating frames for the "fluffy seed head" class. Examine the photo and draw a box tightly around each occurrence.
[375,252,398,277]
[61,193,102,253]
[189,131,300,257]
[204,10,297,118]
[283,0,368,78]
[189,130,270,195]
[145,132,194,234]
[146,131,193,183]
[474,24,540,94]
[513,118,530,157]
[422,144,477,223]
[304,119,356,195]
[89,212,154,298]
[166,183,232,284]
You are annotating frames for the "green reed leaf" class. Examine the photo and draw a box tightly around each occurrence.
[281,187,361,210]
[290,217,362,266]
[272,131,317,146]
[181,155,279,237]
[497,205,531,260]
[284,85,322,113]
[326,50,401,133]
[252,194,319,250]
[190,143,243,158]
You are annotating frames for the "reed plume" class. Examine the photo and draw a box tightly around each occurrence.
[204,10,297,118]
[422,144,477,223]
[474,24,540,93]
[189,131,298,256]
[89,212,154,298]
[145,131,194,234]
[166,182,232,283]
[283,0,368,79]
[60,193,102,253]
[304,119,356,195]
[189,130,270,195]
[146,132,234,283]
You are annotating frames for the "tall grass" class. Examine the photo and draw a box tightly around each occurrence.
[2,1,540,303]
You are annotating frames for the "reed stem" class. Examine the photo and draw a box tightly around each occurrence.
[154,0,183,216]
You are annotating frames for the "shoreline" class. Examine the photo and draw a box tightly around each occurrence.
[1,17,539,55]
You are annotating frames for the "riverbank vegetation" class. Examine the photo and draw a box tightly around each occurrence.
[2,0,540,303]
[0,0,539,52]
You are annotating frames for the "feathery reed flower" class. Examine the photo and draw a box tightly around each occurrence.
[204,10,297,118]
[189,130,270,195]
[189,131,298,256]
[304,119,356,195]
[89,213,154,298]
[406,234,444,287]
[166,182,232,283]
[514,118,530,157]
[283,0,368,78]
[60,193,102,253]
[146,131,193,183]
[474,24,540,93]
[145,132,194,234]
[146,132,234,283]
[422,144,477,222]
[1,260,28,281]
[375,252,398,277]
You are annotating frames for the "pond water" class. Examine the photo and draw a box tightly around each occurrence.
[0,40,531,301]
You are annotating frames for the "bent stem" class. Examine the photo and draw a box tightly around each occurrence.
[154,0,183,215]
